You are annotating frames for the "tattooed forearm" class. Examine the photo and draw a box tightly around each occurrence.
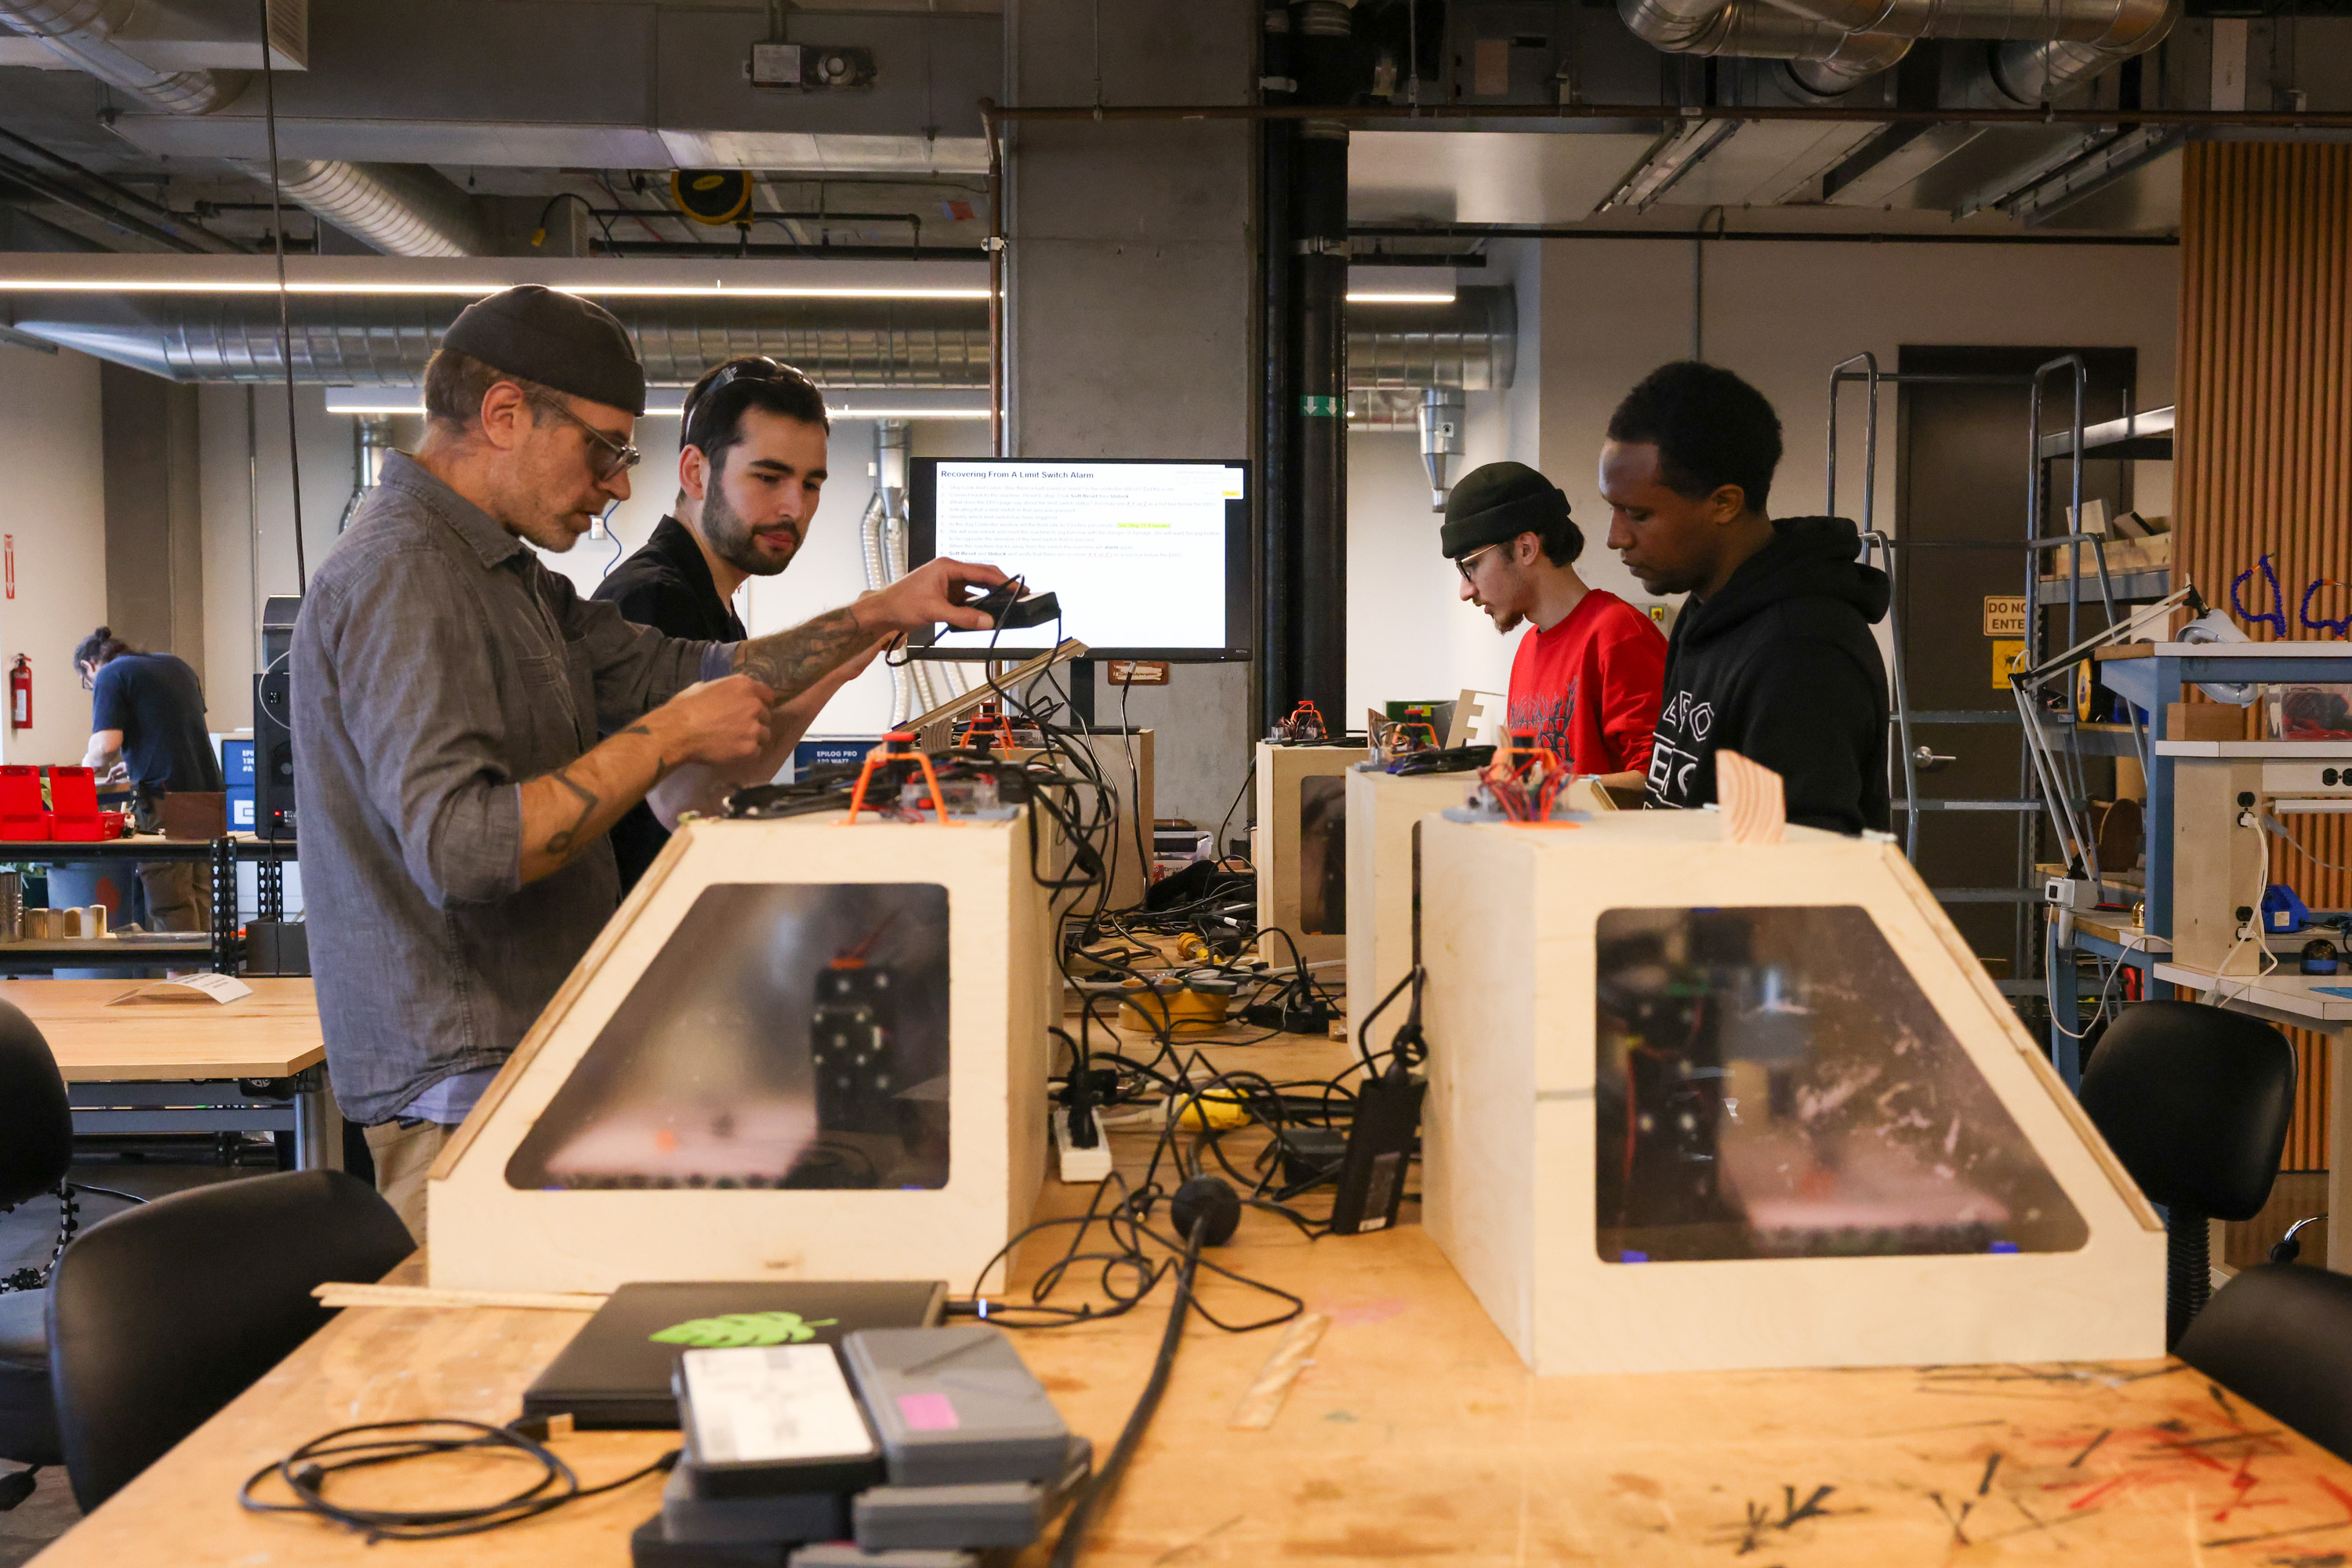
[540,767,601,855]
[514,713,693,885]
[619,722,676,784]
[733,607,869,699]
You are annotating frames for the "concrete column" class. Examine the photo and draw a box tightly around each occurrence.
[100,361,205,687]
[1005,0,1258,829]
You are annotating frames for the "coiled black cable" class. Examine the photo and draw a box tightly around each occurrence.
[238,1418,677,1542]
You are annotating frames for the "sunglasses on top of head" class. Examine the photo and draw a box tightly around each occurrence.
[683,358,800,450]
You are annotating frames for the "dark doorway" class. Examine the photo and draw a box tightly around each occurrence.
[1893,346,2138,984]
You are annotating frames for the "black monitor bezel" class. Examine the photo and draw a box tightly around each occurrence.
[906,456,1253,662]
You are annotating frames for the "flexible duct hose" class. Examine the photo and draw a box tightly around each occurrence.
[855,490,913,724]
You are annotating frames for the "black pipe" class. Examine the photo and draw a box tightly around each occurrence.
[0,126,245,254]
[0,154,214,256]
[1287,0,1353,728]
[1258,2,1297,736]
[1348,223,2179,247]
[986,99,2352,131]
[585,208,931,227]
[590,240,986,260]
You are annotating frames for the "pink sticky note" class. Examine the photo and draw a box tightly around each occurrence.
[897,1392,960,1432]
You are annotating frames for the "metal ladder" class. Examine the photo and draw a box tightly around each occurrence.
[1825,352,2125,996]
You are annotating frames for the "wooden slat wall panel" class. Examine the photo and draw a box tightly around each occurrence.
[2176,142,2352,1171]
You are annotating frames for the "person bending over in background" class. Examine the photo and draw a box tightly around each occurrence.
[593,357,879,893]
[1443,460,1665,778]
[77,626,220,930]
[1597,361,1890,835]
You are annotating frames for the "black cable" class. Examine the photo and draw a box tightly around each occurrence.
[255,0,305,595]
[238,1419,677,1542]
[529,191,614,249]
[1047,1229,1200,1568]
[64,1183,145,1206]
[1352,965,1418,1079]
[1211,755,1255,865]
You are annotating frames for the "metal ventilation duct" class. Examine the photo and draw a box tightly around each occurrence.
[1620,0,2177,102]
[5,295,996,387]
[226,160,485,260]
[0,0,485,257]
[1346,287,1517,394]
[7,288,1520,396]
[0,0,245,113]
[1619,0,1907,95]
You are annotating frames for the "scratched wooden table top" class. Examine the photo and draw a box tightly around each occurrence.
[31,1026,2352,1566]
[2,977,324,1080]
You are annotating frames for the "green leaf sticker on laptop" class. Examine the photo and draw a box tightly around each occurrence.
[649,1312,840,1348]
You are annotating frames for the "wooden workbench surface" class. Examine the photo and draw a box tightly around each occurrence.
[32,1025,2352,1566]
[2,977,323,1080]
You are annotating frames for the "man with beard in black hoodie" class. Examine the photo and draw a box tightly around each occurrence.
[1594,361,1891,835]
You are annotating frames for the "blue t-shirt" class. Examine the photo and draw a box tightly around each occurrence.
[91,653,220,792]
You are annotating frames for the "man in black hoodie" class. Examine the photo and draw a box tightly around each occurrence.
[1595,361,1891,835]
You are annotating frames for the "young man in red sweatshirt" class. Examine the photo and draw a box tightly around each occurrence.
[1444,461,1666,777]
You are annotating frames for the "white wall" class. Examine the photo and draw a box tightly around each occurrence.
[1347,238,1554,722]
[0,343,108,765]
[198,383,368,721]
[1538,238,2180,535]
[1345,238,2183,713]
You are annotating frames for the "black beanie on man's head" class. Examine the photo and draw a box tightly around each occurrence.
[1439,461,1573,559]
[439,284,647,416]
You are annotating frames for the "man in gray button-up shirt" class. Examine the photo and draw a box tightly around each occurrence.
[293,285,1000,1240]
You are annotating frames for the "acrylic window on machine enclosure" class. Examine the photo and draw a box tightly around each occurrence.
[1594,905,2086,1263]
[1298,775,1346,936]
[506,883,951,1193]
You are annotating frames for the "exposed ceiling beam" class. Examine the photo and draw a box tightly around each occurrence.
[2005,125,2187,226]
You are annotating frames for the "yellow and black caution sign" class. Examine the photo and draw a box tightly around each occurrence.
[670,169,753,227]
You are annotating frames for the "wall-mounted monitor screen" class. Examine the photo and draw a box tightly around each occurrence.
[907,459,1250,662]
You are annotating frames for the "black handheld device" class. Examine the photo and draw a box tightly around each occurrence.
[964,579,1062,630]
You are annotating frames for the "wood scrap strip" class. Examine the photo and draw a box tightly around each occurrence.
[1228,1312,1329,1430]
[314,1282,608,1312]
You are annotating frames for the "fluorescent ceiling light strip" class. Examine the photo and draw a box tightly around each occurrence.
[0,279,989,299]
[1345,290,1456,303]
[830,408,992,419]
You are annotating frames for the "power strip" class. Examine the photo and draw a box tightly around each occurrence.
[1052,1105,1112,1183]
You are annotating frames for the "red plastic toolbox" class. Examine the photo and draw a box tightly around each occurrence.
[0,765,46,841]
[47,766,102,841]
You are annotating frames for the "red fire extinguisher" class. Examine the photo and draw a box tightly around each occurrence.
[9,655,30,731]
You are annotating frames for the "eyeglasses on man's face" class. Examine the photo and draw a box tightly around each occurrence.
[1455,543,1504,582]
[533,394,642,482]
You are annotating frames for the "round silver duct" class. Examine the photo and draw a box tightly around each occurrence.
[9,287,1521,394]
[0,0,245,114]
[1346,286,1517,393]
[5,296,996,388]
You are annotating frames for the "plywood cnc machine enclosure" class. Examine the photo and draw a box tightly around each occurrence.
[428,813,1055,1295]
[1344,767,1473,1046]
[1256,743,1361,968]
[1418,811,2165,1375]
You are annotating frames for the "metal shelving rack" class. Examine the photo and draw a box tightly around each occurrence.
[0,834,296,975]
[2025,394,2175,1085]
[1826,352,2126,1000]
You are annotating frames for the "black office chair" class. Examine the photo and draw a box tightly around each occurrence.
[0,996,75,1510]
[2078,999,2296,1349]
[46,1167,412,1512]
[2177,1263,2352,1462]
